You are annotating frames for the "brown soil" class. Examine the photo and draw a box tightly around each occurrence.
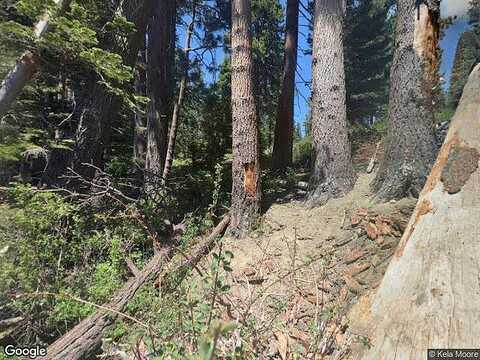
[217,172,416,359]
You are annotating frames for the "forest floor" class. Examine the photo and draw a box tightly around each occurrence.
[207,141,417,359]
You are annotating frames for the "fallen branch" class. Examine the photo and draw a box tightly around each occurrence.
[161,215,231,293]
[366,142,381,174]
[45,215,230,360]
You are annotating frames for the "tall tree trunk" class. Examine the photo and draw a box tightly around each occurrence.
[352,63,480,360]
[161,1,197,185]
[229,0,262,236]
[271,0,299,171]
[0,0,72,116]
[70,0,158,182]
[145,0,176,189]
[134,48,147,168]
[372,0,440,200]
[307,0,355,207]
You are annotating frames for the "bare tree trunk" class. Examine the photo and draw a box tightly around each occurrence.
[372,0,440,200]
[145,0,176,189]
[307,0,355,207]
[134,48,147,168]
[0,0,72,116]
[229,0,262,236]
[161,1,197,185]
[352,64,480,360]
[271,0,299,171]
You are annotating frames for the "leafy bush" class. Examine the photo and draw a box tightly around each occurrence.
[0,184,148,343]
[293,135,312,169]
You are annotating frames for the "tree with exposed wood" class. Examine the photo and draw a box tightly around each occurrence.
[0,0,72,117]
[352,63,480,360]
[271,0,299,171]
[229,0,261,236]
[307,0,355,206]
[372,0,440,200]
[144,0,176,188]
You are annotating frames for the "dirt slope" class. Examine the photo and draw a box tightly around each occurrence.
[220,172,416,359]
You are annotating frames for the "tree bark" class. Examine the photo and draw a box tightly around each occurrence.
[307,0,355,207]
[46,216,230,360]
[352,64,480,360]
[372,0,439,200]
[161,1,197,185]
[229,0,262,236]
[0,0,72,116]
[271,0,299,171]
[134,48,147,168]
[46,246,172,360]
[70,0,159,182]
[145,0,176,189]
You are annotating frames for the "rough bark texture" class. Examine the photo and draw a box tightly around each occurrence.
[162,1,196,185]
[271,0,299,170]
[145,0,176,188]
[372,0,439,200]
[351,64,480,360]
[230,0,262,236]
[46,216,230,360]
[307,0,355,207]
[0,0,72,116]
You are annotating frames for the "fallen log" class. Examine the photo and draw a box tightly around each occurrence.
[0,0,72,116]
[46,215,230,360]
[161,215,231,292]
[351,64,480,359]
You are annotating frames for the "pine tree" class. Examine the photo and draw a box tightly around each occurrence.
[372,0,439,200]
[307,0,355,206]
[271,0,299,170]
[230,0,262,236]
[344,0,392,124]
[449,30,479,106]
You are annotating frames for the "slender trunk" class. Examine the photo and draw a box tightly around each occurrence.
[0,0,72,116]
[145,0,176,189]
[161,1,197,185]
[352,64,480,360]
[134,48,147,168]
[372,0,439,200]
[229,0,262,236]
[307,0,355,207]
[271,0,299,171]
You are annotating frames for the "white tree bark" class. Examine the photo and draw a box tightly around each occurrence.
[354,64,480,359]
[0,0,72,116]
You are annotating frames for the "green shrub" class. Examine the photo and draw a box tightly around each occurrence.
[293,136,312,169]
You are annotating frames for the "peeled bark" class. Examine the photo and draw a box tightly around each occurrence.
[271,0,299,171]
[372,0,439,200]
[353,64,480,360]
[161,1,196,185]
[0,0,72,116]
[145,0,176,189]
[229,0,262,236]
[46,216,230,360]
[307,0,355,206]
